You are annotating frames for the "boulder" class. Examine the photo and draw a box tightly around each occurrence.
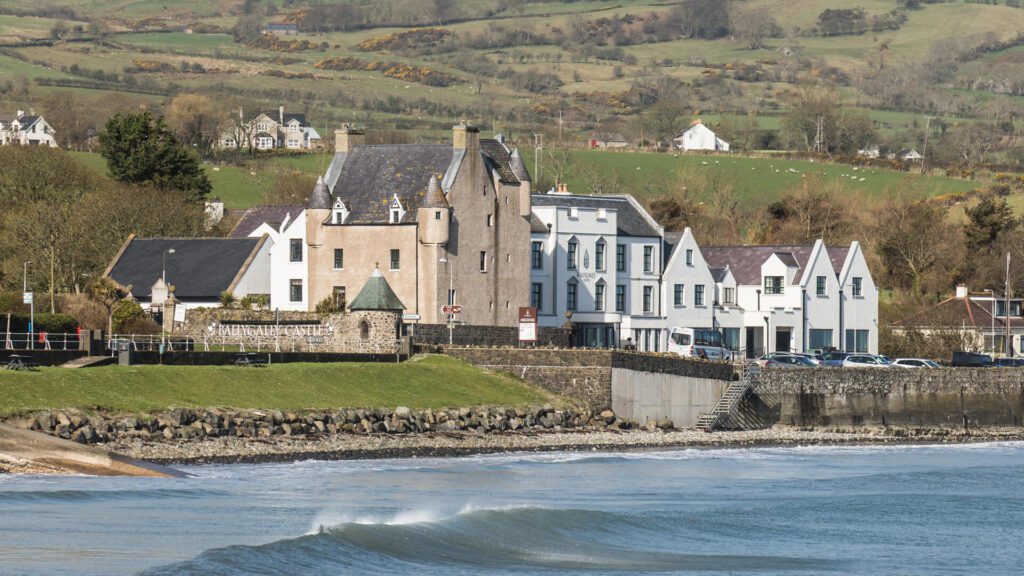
[600,410,616,424]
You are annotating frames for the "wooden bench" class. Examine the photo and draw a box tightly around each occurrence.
[233,353,268,367]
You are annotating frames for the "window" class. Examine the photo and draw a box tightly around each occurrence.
[531,241,543,269]
[289,279,302,302]
[290,238,302,262]
[616,244,626,271]
[764,276,783,295]
[332,286,346,308]
[447,289,456,306]
[816,275,827,296]
[487,214,494,227]
[852,277,863,297]
[723,287,735,305]
[531,283,543,310]
[616,285,625,312]
[567,281,577,311]
[845,329,869,353]
[359,320,369,340]
[595,241,606,270]
[674,284,684,306]
[694,284,705,306]
[809,329,833,351]
[390,249,400,270]
[390,209,401,223]
[643,246,654,273]
[333,249,344,270]
[685,249,693,266]
[723,328,740,352]
[479,251,487,272]
[595,282,605,311]
[643,286,652,313]
[435,210,442,220]
[567,239,578,270]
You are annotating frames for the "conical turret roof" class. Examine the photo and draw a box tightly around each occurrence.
[421,175,448,208]
[306,175,331,210]
[348,267,406,311]
[510,147,530,182]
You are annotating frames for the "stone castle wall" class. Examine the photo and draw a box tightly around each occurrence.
[412,323,571,348]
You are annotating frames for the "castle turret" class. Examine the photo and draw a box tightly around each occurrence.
[418,175,450,246]
[510,147,532,217]
[306,175,331,247]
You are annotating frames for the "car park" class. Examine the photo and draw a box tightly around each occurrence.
[892,358,940,368]
[821,351,851,367]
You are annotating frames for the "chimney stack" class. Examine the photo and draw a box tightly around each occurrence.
[452,122,479,151]
[278,105,284,124]
[334,124,364,153]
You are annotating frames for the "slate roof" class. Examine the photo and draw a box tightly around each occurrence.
[349,268,405,311]
[702,245,850,286]
[710,267,729,283]
[15,115,39,128]
[663,231,684,266]
[107,238,262,302]
[894,296,1024,329]
[529,212,548,234]
[531,194,660,238]
[479,138,519,183]
[229,205,302,238]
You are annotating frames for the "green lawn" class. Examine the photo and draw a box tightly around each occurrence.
[0,355,552,416]
[561,149,979,208]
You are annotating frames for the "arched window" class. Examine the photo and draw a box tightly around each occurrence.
[359,320,369,340]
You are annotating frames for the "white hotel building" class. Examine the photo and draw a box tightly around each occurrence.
[530,189,878,355]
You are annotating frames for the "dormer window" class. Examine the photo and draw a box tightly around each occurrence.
[332,198,349,225]
[389,195,405,223]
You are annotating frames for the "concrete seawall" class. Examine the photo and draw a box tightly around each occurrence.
[755,368,1024,428]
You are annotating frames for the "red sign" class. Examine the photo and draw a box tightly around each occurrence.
[442,305,462,314]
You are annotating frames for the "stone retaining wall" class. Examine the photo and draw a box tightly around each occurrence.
[444,348,732,410]
[755,368,1024,428]
[411,324,571,348]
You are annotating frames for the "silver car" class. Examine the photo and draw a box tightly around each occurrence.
[842,355,891,368]
[892,358,940,368]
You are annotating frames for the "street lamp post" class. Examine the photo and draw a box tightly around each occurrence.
[162,248,176,284]
[440,255,454,346]
[23,261,32,350]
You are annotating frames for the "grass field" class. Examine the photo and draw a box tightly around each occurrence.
[561,150,979,208]
[0,356,552,416]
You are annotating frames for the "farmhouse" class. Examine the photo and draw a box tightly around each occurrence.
[218,106,321,151]
[673,120,729,152]
[0,110,57,147]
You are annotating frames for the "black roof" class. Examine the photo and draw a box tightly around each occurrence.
[15,115,39,127]
[107,238,261,301]
[229,205,302,238]
[479,139,519,183]
[529,212,548,234]
[531,194,660,237]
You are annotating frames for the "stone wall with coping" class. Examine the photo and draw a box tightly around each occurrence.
[755,368,1024,428]
[411,324,571,348]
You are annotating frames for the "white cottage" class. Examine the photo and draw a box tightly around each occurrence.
[673,121,729,152]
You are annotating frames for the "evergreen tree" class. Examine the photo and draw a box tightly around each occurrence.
[99,111,212,201]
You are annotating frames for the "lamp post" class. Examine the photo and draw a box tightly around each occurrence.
[23,261,32,350]
[162,248,175,284]
[983,289,995,354]
[439,255,454,346]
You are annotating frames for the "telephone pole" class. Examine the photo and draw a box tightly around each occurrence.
[921,115,935,174]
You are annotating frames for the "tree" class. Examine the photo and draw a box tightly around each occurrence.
[99,111,212,201]
[730,6,782,50]
[964,195,1017,254]
[672,0,730,39]
[432,0,457,24]
[781,89,876,155]
[766,177,855,244]
[875,200,960,298]
[87,277,132,335]
[233,14,264,43]
[164,93,225,155]
[645,99,688,145]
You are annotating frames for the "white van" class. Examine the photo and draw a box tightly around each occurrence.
[667,327,732,360]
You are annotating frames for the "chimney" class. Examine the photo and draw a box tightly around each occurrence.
[238,106,243,120]
[278,105,284,124]
[16,110,23,118]
[955,284,969,299]
[452,122,479,151]
[334,124,364,152]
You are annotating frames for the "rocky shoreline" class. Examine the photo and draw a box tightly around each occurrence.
[4,406,1024,472]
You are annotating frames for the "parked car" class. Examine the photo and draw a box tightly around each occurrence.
[821,351,851,367]
[951,351,995,367]
[892,358,941,368]
[842,354,891,368]
[995,357,1024,367]
[764,354,817,368]
[755,352,792,367]
[798,353,827,366]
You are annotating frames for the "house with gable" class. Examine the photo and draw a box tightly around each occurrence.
[0,110,58,147]
[673,120,729,152]
[218,106,321,151]
[230,204,308,311]
[299,123,533,326]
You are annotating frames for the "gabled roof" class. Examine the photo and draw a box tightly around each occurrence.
[15,115,40,129]
[105,237,264,301]
[710,267,730,283]
[282,113,307,126]
[349,268,405,311]
[528,212,548,234]
[702,245,849,286]
[531,193,660,237]
[229,205,302,238]
[895,295,1024,329]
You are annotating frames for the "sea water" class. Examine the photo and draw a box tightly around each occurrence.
[1,442,1023,575]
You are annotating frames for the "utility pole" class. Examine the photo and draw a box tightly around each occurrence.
[558,108,563,144]
[921,115,935,174]
[533,133,544,189]
[1006,252,1012,357]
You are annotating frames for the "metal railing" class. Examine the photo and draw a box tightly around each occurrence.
[3,332,81,351]
[106,334,195,354]
[104,334,402,355]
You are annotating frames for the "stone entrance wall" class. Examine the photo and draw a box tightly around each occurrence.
[180,308,401,353]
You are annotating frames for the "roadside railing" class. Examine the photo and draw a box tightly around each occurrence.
[103,334,402,355]
[2,332,81,351]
